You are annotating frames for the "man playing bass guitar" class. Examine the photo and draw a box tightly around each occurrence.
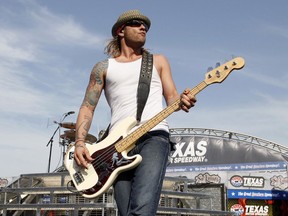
[73,10,196,216]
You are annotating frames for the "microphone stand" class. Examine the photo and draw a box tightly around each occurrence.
[46,125,60,173]
[46,113,71,173]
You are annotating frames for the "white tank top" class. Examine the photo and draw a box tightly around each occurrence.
[104,57,169,133]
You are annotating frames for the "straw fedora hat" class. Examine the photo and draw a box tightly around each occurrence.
[111,10,151,37]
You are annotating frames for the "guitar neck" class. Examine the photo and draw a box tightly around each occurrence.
[115,81,208,152]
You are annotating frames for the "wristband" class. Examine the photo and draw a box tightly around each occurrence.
[75,138,85,144]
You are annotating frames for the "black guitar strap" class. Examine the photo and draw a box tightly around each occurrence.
[136,50,153,122]
[97,51,153,142]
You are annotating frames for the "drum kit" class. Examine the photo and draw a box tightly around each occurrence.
[59,122,97,144]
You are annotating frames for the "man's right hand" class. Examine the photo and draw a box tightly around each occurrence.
[74,143,94,169]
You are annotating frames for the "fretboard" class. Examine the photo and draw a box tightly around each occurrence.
[115,81,208,152]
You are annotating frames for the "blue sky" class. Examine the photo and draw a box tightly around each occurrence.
[0,0,287,177]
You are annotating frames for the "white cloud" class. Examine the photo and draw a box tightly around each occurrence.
[0,29,38,62]
[27,6,103,46]
[0,1,106,176]
[263,23,288,39]
[243,67,288,90]
[169,93,288,146]
[0,0,105,115]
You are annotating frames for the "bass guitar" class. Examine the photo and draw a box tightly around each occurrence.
[64,57,245,198]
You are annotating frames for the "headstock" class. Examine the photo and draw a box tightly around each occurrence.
[204,57,245,85]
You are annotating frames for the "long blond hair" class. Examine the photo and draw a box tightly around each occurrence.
[104,36,121,58]
[104,36,147,58]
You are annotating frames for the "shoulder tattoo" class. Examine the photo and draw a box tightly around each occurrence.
[92,59,108,85]
[82,59,108,107]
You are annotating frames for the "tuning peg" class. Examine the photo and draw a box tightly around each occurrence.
[215,62,220,68]
[207,66,213,72]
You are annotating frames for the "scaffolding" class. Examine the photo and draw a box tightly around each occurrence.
[0,172,234,216]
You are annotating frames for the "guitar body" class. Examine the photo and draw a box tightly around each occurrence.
[64,116,142,198]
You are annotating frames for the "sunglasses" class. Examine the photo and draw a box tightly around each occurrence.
[125,20,149,32]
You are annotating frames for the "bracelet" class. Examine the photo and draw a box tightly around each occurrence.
[75,138,85,144]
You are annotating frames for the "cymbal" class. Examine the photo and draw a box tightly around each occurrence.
[59,122,76,129]
[60,129,97,144]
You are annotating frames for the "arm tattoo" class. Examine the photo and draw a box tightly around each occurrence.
[82,59,108,107]
[76,115,92,140]
[76,60,108,141]
[94,59,108,85]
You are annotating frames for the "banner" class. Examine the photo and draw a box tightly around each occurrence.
[168,136,287,167]
[228,199,288,216]
[166,135,288,201]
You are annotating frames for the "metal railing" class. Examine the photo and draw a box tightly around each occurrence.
[0,172,235,216]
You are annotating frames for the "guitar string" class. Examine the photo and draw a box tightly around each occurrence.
[87,61,237,169]
[88,64,236,170]
[91,82,207,172]
[89,105,177,169]
[89,82,207,171]
[72,61,242,192]
[88,93,181,168]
